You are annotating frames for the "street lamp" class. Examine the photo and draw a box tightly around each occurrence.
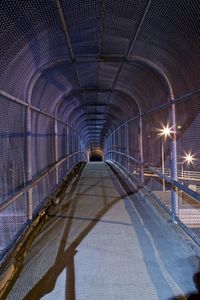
[184,152,195,164]
[158,125,173,191]
[181,152,195,177]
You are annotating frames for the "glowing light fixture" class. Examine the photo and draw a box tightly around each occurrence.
[158,124,173,138]
[183,152,195,165]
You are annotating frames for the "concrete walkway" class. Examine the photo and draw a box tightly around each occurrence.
[5,162,200,299]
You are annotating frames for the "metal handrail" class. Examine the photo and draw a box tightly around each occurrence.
[105,150,141,164]
[0,151,87,213]
[148,166,200,203]
[105,150,200,203]
[0,89,83,137]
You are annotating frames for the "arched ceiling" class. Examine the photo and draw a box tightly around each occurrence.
[0,0,200,150]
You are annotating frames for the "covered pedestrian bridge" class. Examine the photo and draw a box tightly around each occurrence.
[1,1,200,299]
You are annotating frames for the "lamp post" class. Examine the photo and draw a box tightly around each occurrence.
[161,139,165,191]
[158,125,172,191]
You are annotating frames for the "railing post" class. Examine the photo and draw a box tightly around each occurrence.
[27,105,33,220]
[169,101,178,223]
[139,115,144,183]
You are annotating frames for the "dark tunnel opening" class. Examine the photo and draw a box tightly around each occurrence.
[89,155,102,162]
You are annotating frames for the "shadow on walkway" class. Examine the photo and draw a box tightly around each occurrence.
[5,163,138,300]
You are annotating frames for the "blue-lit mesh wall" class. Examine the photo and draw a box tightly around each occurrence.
[0,96,26,202]
[0,97,27,257]
[57,122,68,159]
[31,112,55,178]
[0,1,69,100]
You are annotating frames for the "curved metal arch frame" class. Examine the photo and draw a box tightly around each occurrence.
[25,58,85,219]
[66,104,127,129]
[55,88,139,115]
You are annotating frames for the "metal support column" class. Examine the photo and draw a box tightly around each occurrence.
[114,131,117,162]
[27,105,33,220]
[139,115,144,183]
[109,136,111,160]
[67,125,70,171]
[55,118,59,185]
[169,101,178,223]
[110,133,113,160]
[126,122,129,171]
[161,140,165,191]
[118,129,120,164]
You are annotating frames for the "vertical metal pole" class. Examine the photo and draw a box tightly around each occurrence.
[55,119,59,185]
[67,125,69,171]
[111,134,113,160]
[78,136,80,162]
[75,133,77,165]
[126,122,129,172]
[73,131,75,166]
[181,163,183,178]
[27,106,33,220]
[113,132,115,161]
[162,140,165,191]
[109,135,111,160]
[169,101,178,223]
[139,115,144,183]
[118,129,120,164]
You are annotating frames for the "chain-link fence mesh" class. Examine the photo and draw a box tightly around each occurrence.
[0,95,86,259]
[0,194,27,258]
[0,96,26,203]
[105,95,200,240]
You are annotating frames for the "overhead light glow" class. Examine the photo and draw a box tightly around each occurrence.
[158,125,173,138]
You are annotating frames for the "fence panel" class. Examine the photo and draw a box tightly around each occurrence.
[0,96,26,203]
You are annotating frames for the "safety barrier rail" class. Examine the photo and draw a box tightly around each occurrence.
[0,151,87,260]
[0,151,87,213]
[105,150,200,245]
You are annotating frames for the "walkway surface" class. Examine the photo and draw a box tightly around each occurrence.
[5,162,200,300]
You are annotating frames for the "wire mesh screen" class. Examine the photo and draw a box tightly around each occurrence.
[32,169,57,213]
[176,96,200,170]
[57,121,68,160]
[58,159,69,182]
[128,118,139,161]
[105,94,200,240]
[0,102,85,259]
[0,1,68,100]
[31,111,55,178]
[0,194,27,259]
[142,108,170,168]
[0,96,26,203]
